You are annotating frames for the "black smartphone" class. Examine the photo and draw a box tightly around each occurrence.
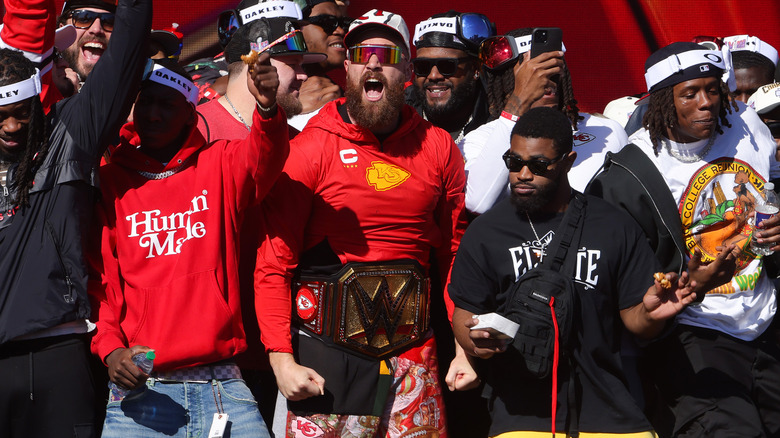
[530,27,563,58]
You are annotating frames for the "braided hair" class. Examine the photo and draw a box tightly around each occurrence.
[642,80,737,156]
[482,28,581,129]
[0,49,50,207]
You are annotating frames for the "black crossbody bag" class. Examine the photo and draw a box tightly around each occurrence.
[499,192,586,436]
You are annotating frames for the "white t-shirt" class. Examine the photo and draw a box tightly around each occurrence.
[629,102,780,341]
[287,107,321,133]
[462,113,627,214]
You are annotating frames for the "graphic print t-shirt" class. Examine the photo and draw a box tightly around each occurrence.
[448,195,659,435]
[629,104,780,340]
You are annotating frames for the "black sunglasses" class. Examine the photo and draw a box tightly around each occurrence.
[68,10,115,32]
[766,121,780,138]
[502,151,566,174]
[412,57,470,78]
[306,14,352,34]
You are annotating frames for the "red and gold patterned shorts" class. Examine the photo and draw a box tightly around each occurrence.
[286,336,447,438]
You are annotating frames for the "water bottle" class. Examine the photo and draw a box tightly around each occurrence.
[108,350,156,400]
[752,182,779,256]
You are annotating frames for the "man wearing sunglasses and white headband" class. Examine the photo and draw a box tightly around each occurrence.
[406,11,494,148]
[89,55,289,437]
[57,0,116,90]
[462,28,628,215]
[255,9,465,437]
[0,0,151,435]
[588,41,780,437]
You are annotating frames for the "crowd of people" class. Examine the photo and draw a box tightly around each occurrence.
[1,0,779,437]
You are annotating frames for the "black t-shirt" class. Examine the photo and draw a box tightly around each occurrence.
[448,194,659,435]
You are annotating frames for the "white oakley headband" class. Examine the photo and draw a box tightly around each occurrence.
[645,49,728,91]
[146,64,199,105]
[0,70,41,105]
[413,17,461,44]
[239,0,302,24]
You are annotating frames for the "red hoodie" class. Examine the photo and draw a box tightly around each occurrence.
[254,98,467,354]
[90,109,289,371]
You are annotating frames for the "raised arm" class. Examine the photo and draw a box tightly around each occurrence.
[57,0,152,161]
[222,52,290,212]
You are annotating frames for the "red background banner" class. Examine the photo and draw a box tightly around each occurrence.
[50,0,780,113]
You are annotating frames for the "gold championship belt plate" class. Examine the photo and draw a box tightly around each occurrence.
[292,261,430,359]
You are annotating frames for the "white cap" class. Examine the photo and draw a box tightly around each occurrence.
[748,82,780,115]
[603,96,640,128]
[723,34,778,66]
[345,9,410,55]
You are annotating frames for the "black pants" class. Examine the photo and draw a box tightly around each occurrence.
[648,325,780,438]
[0,333,99,438]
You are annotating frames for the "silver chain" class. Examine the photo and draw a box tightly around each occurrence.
[224,95,251,131]
[525,212,546,249]
[665,133,715,163]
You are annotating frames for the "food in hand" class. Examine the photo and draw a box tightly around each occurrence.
[241,50,259,65]
[654,272,671,289]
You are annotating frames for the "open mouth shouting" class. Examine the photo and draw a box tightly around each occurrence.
[363,74,387,102]
[81,38,107,65]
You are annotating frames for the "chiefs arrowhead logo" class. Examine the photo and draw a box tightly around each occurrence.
[573,132,596,147]
[296,287,317,322]
[365,161,411,191]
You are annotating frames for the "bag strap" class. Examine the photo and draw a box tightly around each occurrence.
[542,192,587,272]
[539,192,586,437]
[196,111,210,143]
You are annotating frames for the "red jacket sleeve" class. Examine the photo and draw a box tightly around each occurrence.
[221,107,290,213]
[254,140,320,354]
[0,0,62,112]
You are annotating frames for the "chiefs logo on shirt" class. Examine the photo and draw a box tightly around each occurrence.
[365,161,410,191]
[573,132,596,147]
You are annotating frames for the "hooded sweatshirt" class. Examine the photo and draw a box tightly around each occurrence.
[90,108,289,371]
[254,98,467,354]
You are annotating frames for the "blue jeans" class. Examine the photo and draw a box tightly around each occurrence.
[101,378,271,438]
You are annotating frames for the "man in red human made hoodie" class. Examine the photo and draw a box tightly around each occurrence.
[88,53,289,437]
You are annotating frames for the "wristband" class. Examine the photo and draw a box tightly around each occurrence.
[501,110,519,122]
[257,100,277,114]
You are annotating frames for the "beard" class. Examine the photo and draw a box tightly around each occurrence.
[510,178,560,214]
[61,34,109,80]
[345,70,405,131]
[277,93,302,117]
[412,77,476,123]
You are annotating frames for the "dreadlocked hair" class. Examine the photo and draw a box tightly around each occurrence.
[643,80,737,156]
[481,28,581,129]
[557,61,581,130]
[0,49,50,207]
[482,63,515,120]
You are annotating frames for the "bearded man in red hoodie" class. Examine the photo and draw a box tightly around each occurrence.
[254,9,467,437]
[88,54,289,437]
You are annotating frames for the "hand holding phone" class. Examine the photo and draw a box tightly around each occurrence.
[530,27,563,59]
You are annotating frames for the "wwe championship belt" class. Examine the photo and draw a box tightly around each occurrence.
[292,261,430,359]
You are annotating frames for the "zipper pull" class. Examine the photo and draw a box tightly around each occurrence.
[63,276,75,303]
[2,185,7,197]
